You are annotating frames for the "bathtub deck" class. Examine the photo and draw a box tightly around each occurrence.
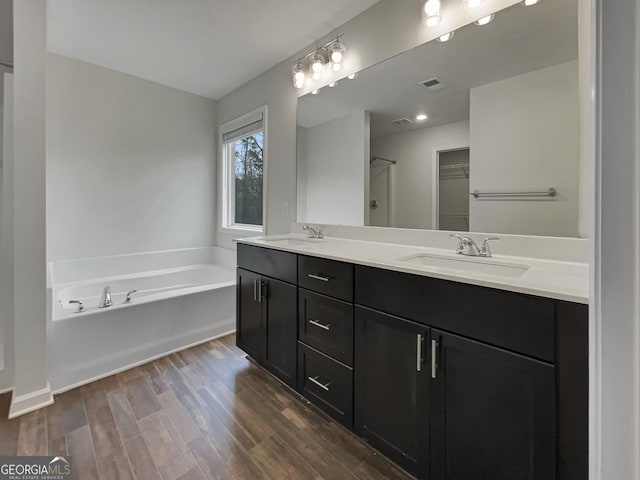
[0,333,412,480]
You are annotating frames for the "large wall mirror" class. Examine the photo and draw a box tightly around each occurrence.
[296,0,581,237]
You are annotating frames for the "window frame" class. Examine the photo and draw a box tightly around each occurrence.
[219,106,267,235]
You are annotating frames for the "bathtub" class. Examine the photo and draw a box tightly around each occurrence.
[47,247,236,392]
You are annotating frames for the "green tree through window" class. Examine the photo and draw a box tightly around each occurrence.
[234,132,263,226]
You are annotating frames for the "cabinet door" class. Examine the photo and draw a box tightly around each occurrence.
[236,268,265,362]
[354,306,429,478]
[430,330,555,480]
[263,277,298,388]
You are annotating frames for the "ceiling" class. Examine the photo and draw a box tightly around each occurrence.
[297,0,578,138]
[46,0,381,100]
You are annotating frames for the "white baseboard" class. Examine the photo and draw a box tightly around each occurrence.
[8,383,54,419]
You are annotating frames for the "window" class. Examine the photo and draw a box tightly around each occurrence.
[221,108,265,232]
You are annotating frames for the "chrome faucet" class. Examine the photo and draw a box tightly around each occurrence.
[98,286,113,308]
[450,234,500,257]
[124,290,138,304]
[302,224,325,239]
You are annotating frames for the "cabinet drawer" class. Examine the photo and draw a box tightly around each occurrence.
[298,342,353,428]
[355,265,555,362]
[237,244,297,284]
[298,256,354,301]
[299,289,354,366]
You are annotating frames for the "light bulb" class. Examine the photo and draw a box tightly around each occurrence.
[466,0,483,8]
[292,63,306,89]
[522,0,540,5]
[329,41,346,72]
[423,0,441,27]
[328,82,338,87]
[416,114,428,121]
[438,32,455,42]
[347,73,358,80]
[474,14,495,25]
[311,53,325,74]
[311,89,319,95]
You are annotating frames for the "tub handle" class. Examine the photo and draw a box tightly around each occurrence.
[124,290,138,303]
[69,300,85,313]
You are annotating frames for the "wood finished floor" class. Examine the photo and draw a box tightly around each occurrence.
[0,334,412,480]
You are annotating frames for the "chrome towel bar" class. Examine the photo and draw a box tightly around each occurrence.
[470,188,556,199]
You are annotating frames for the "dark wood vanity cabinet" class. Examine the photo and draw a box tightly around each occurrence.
[236,244,588,480]
[236,244,298,388]
[354,306,430,478]
[430,330,556,480]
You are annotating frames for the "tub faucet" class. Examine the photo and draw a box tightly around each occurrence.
[98,286,113,308]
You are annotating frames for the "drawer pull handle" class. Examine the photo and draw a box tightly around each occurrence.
[431,339,438,379]
[308,273,331,282]
[308,375,332,391]
[309,319,331,331]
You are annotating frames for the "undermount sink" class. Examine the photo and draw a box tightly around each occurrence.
[259,236,324,247]
[396,253,529,278]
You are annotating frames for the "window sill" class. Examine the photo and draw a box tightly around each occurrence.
[219,225,264,237]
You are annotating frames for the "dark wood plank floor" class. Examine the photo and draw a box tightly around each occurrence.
[0,334,413,480]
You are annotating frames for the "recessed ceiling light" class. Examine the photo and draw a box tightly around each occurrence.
[311,89,319,95]
[416,114,428,121]
[474,14,495,25]
[328,81,338,87]
[521,0,540,5]
[438,32,455,42]
[347,73,358,80]
[465,0,483,8]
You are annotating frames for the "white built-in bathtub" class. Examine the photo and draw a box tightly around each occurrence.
[47,247,236,392]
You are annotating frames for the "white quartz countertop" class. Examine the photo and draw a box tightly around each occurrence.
[235,234,589,304]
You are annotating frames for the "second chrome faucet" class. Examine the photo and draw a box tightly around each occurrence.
[450,234,500,257]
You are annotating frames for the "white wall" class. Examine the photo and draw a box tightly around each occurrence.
[370,121,470,229]
[469,61,580,237]
[46,54,217,261]
[10,0,50,415]
[0,73,14,390]
[304,111,369,225]
[215,0,520,249]
[596,0,640,479]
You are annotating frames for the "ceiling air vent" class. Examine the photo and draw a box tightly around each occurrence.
[391,117,413,125]
[420,77,445,91]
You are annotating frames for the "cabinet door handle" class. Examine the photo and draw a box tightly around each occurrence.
[253,279,257,301]
[258,281,266,303]
[431,339,438,379]
[416,333,423,372]
[309,319,331,331]
[307,273,330,282]
[308,375,332,391]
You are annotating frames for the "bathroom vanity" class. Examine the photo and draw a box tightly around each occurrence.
[235,236,588,480]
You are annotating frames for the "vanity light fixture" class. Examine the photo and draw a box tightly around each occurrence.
[347,73,358,80]
[291,33,347,88]
[521,0,540,5]
[422,0,442,27]
[464,0,483,8]
[416,113,428,121]
[292,63,306,89]
[328,81,338,87]
[438,31,455,42]
[474,13,495,25]
[311,89,319,95]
